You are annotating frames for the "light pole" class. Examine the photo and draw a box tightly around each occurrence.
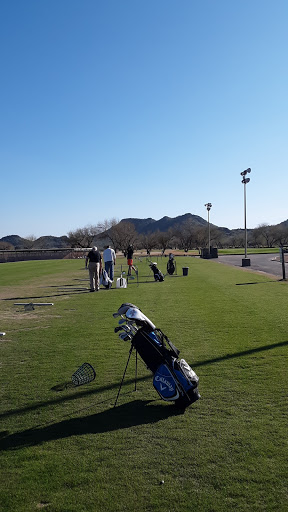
[205,203,212,254]
[240,168,251,267]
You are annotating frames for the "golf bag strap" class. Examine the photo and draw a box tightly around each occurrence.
[155,329,180,357]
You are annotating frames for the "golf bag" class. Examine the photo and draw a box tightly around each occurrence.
[167,253,176,275]
[100,269,112,289]
[113,303,200,409]
[149,261,164,282]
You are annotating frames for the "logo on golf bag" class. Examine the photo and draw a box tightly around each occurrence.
[154,375,175,392]
[153,364,179,401]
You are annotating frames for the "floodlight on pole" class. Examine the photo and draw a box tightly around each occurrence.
[241,168,251,266]
[204,203,212,252]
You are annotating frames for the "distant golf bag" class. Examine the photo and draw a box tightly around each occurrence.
[167,253,176,275]
[149,261,164,282]
[113,303,200,409]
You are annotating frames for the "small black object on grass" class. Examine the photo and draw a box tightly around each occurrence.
[71,362,96,386]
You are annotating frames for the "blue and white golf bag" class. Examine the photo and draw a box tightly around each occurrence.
[113,303,200,409]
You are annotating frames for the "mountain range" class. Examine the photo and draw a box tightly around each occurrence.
[1,213,287,249]
[0,235,70,250]
[120,213,211,234]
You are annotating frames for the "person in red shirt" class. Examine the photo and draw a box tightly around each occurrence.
[127,244,138,276]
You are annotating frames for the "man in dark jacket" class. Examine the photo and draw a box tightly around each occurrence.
[85,246,102,291]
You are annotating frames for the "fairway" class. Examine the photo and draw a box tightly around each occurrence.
[0,257,287,512]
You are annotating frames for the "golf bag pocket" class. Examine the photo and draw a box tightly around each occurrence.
[153,364,180,401]
[156,270,164,282]
[173,359,199,392]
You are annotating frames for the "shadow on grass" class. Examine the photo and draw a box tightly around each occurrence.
[0,375,151,420]
[236,281,279,286]
[45,284,88,287]
[2,290,93,301]
[0,400,182,451]
[193,340,288,368]
[1,340,287,423]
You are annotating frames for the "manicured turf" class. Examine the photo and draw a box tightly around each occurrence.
[218,248,279,255]
[0,256,287,512]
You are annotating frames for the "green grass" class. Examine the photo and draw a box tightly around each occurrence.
[0,257,287,512]
[218,248,279,255]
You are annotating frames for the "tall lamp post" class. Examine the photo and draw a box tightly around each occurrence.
[240,168,251,267]
[205,203,212,255]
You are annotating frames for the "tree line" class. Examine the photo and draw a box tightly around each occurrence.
[66,219,288,253]
[1,220,287,252]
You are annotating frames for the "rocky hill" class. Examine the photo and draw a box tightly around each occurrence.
[120,213,227,235]
[0,235,30,249]
[0,235,71,250]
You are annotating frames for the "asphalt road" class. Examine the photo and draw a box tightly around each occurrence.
[216,253,287,279]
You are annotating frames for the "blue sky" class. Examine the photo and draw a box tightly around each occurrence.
[1,0,287,238]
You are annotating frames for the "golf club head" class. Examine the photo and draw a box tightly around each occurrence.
[121,325,132,333]
[115,303,139,317]
[118,332,132,342]
[125,308,156,330]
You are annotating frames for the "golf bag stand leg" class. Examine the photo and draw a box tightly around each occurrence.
[135,265,139,287]
[134,350,138,391]
[114,345,137,407]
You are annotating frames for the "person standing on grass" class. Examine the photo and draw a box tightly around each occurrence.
[85,246,102,292]
[103,245,116,282]
[127,244,138,276]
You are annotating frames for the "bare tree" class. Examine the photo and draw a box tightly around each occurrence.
[176,221,195,252]
[0,241,14,250]
[193,227,208,250]
[22,235,37,249]
[210,227,223,248]
[138,232,157,255]
[67,224,102,248]
[97,218,119,233]
[154,230,173,255]
[272,225,288,247]
[253,224,276,248]
[106,221,139,252]
[250,227,264,247]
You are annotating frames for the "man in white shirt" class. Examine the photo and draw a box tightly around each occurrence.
[103,245,116,282]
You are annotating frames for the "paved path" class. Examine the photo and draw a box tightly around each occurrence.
[217,253,287,279]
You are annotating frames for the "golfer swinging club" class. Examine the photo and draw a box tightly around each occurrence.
[127,244,138,276]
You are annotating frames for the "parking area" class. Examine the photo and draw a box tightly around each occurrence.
[217,253,287,279]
